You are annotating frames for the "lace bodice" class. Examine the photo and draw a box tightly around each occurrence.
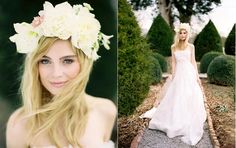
[174,48,191,63]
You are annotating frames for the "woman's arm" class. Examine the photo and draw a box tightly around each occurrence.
[103,100,117,141]
[190,44,201,84]
[6,109,27,148]
[171,46,176,79]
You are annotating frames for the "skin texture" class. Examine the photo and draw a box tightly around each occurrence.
[6,40,117,148]
[38,40,81,96]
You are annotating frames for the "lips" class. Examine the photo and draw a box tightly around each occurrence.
[50,81,67,88]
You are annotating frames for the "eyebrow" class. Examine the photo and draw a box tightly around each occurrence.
[42,55,77,60]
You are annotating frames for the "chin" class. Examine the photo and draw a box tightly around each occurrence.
[47,88,63,96]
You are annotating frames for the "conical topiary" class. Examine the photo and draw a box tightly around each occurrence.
[118,0,156,116]
[147,15,174,56]
[194,20,223,61]
[225,24,235,55]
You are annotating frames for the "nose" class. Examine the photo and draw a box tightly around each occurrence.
[51,63,64,78]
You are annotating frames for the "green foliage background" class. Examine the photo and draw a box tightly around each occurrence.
[194,20,223,61]
[224,24,235,55]
[207,55,235,86]
[118,0,155,116]
[147,15,174,56]
[200,51,223,73]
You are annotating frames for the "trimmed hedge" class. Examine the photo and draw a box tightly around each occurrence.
[207,55,235,86]
[150,55,162,84]
[147,15,174,56]
[153,52,167,72]
[194,20,223,61]
[118,0,154,116]
[200,51,223,73]
[225,24,235,55]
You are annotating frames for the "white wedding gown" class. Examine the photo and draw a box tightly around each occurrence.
[141,47,207,145]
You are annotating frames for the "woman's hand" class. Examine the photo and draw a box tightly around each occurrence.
[153,99,160,107]
[169,74,174,80]
[197,78,202,86]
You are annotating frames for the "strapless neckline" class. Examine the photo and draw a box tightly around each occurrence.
[174,48,189,53]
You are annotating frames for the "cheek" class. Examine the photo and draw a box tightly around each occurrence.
[38,65,49,83]
[67,63,80,79]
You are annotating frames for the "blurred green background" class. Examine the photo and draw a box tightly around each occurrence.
[0,0,117,146]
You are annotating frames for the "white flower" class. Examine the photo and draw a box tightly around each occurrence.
[91,49,100,60]
[40,1,74,39]
[71,9,101,57]
[9,23,41,53]
[101,33,113,50]
[83,3,94,11]
[9,1,113,61]
[175,23,191,33]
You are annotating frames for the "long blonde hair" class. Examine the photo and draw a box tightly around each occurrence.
[172,28,190,51]
[20,37,94,147]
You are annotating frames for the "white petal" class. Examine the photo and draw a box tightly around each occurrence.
[83,3,94,11]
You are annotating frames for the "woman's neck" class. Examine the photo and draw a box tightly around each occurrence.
[177,41,188,50]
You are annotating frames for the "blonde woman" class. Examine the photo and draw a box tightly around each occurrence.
[6,2,116,148]
[141,23,206,145]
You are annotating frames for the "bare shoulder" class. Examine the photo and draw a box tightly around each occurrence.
[171,44,175,50]
[188,43,195,50]
[86,94,117,119]
[7,107,28,147]
[7,107,25,130]
[80,94,117,144]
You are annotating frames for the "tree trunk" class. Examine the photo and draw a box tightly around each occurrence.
[179,12,191,23]
[158,0,170,25]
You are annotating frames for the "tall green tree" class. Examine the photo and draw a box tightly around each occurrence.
[147,15,173,56]
[194,20,223,61]
[129,0,221,28]
[119,0,154,116]
[224,24,235,55]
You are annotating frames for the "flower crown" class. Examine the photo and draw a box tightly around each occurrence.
[9,1,113,61]
[174,23,191,33]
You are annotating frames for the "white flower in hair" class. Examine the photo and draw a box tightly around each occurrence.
[71,4,101,59]
[9,23,41,53]
[174,23,191,33]
[40,1,75,40]
[101,33,113,50]
[9,1,113,61]
[83,3,94,11]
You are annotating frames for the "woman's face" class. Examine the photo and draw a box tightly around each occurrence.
[179,29,188,41]
[38,40,80,95]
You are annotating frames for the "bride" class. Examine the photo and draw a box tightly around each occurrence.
[141,23,207,145]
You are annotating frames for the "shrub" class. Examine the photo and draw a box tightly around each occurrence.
[225,24,235,55]
[194,20,223,61]
[150,56,162,84]
[147,15,174,56]
[200,51,223,73]
[207,55,235,86]
[153,52,167,72]
[118,0,154,116]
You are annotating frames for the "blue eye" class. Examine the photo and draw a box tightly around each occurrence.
[39,59,50,64]
[63,59,74,64]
